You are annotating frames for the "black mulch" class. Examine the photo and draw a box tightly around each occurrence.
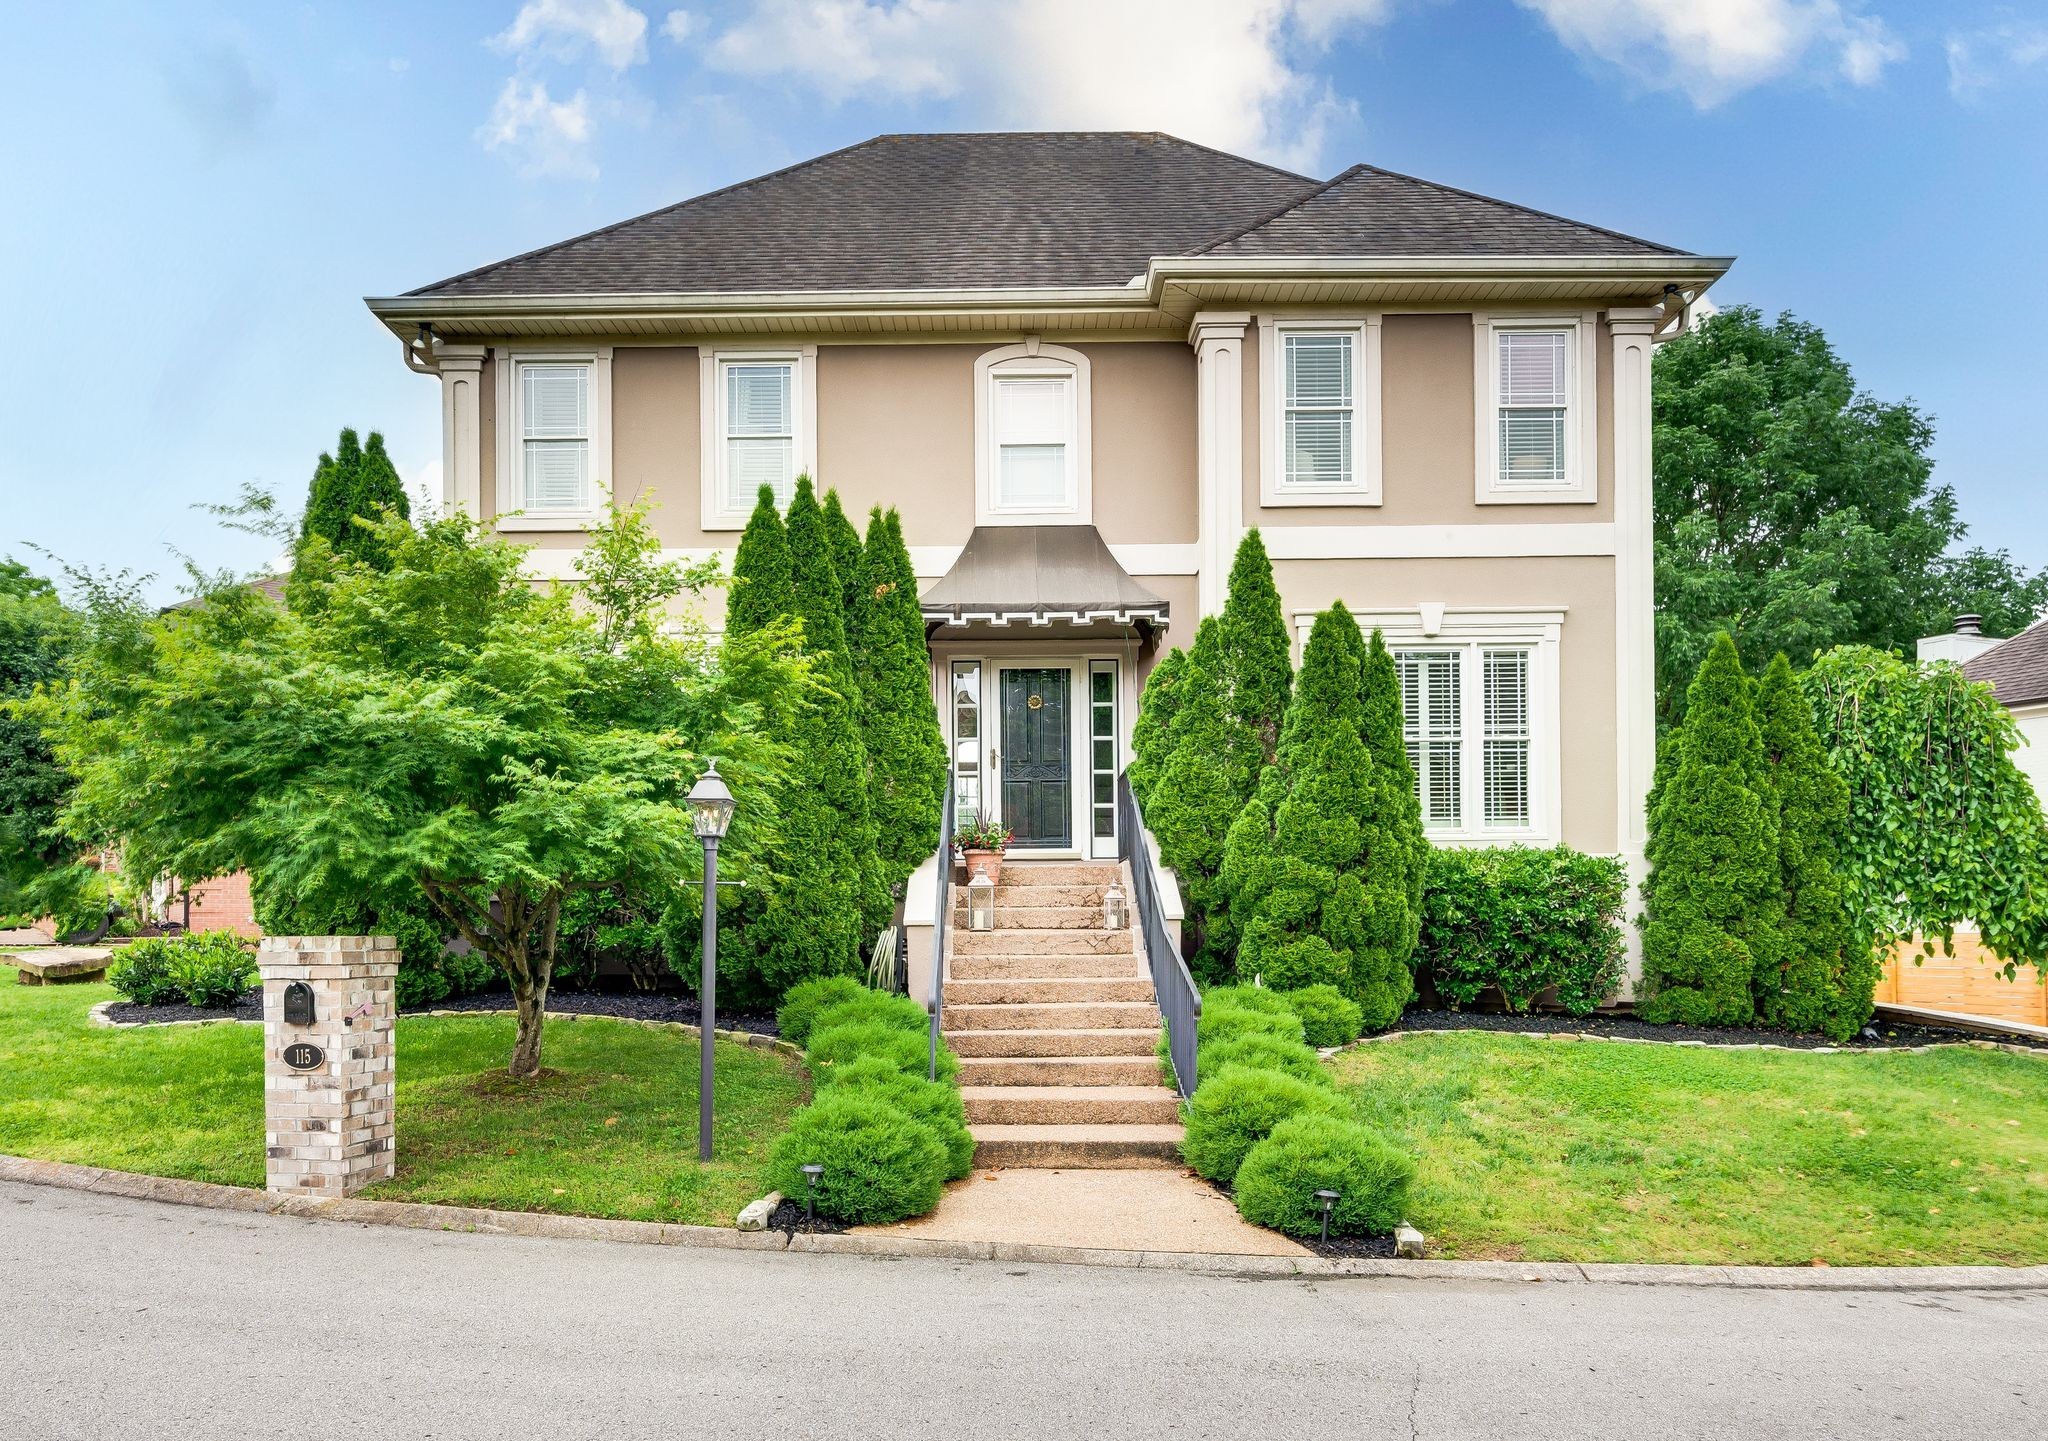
[105,986,780,1037]
[1297,1232,1399,1260]
[767,1197,846,1236]
[1391,1007,2047,1052]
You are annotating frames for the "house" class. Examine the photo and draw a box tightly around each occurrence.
[366,132,1730,998]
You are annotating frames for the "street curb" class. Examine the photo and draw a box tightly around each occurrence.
[4,1153,2044,1291]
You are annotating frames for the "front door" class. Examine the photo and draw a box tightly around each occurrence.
[1000,667,1071,847]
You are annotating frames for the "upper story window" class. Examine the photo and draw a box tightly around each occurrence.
[701,346,817,530]
[1258,316,1381,506]
[974,341,1092,524]
[494,348,612,530]
[1475,315,1598,504]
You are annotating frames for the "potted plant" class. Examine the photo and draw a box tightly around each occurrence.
[956,811,1013,888]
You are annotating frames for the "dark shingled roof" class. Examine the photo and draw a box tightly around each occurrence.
[920,526,1168,628]
[408,132,1696,298]
[1964,616,2048,709]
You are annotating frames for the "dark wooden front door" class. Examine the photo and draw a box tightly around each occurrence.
[1000,667,1071,847]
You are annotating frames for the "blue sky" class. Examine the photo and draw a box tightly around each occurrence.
[5,1,2045,605]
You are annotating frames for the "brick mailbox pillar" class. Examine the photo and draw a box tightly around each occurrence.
[257,936,399,1198]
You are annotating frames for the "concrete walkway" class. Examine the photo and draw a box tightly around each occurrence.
[857,1167,1311,1256]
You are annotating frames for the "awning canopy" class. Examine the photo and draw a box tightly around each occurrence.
[920,525,1170,632]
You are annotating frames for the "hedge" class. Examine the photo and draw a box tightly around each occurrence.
[107,931,254,1008]
[1417,846,1627,1015]
[1233,1113,1415,1238]
[1181,1064,1345,1187]
[775,975,870,1048]
[766,1090,949,1224]
[1275,985,1364,1048]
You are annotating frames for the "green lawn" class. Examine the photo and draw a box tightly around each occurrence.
[1330,1033,2048,1265]
[0,965,806,1226]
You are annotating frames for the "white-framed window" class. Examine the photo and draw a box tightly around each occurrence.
[1294,606,1564,843]
[1474,314,1598,504]
[492,348,612,529]
[701,346,817,530]
[973,342,1091,524]
[1258,315,1381,506]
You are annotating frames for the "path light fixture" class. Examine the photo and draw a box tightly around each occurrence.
[801,1163,825,1224]
[1102,881,1128,932]
[967,866,996,932]
[687,763,737,1162]
[1315,1189,1340,1245]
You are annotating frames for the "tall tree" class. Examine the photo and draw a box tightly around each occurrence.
[1127,646,1186,806]
[1220,529,1292,766]
[852,507,947,889]
[821,487,866,628]
[1754,652,1874,1040]
[726,485,794,640]
[347,432,411,568]
[1654,307,2047,722]
[1638,633,1782,1026]
[0,561,81,915]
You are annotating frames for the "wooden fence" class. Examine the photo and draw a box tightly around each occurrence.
[1877,931,2047,1028]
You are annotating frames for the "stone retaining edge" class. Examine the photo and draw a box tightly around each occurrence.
[1323,1028,2048,1062]
[4,1152,2043,1291]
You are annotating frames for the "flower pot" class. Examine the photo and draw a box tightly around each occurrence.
[962,849,1004,888]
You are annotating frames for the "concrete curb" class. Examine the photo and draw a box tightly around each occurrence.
[4,1153,2044,1291]
[1325,1027,2048,1062]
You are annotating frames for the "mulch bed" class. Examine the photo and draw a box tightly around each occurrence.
[103,986,780,1037]
[767,1197,847,1235]
[1297,1231,1399,1260]
[1389,1007,2047,1052]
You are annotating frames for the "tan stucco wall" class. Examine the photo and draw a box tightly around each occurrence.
[1270,554,1619,854]
[611,346,701,537]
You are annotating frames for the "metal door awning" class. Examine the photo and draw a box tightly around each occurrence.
[919,526,1170,632]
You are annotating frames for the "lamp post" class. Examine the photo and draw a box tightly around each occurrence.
[686,762,737,1161]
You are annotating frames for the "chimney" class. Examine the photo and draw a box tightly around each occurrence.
[1918,615,2001,666]
[1954,614,1983,636]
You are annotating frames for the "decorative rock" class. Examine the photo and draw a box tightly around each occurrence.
[1394,1223,1426,1259]
[7,947,114,985]
[736,1192,783,1232]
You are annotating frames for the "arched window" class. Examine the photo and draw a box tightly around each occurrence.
[973,341,1091,524]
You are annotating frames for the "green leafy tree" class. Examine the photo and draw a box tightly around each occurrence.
[821,488,866,628]
[1754,653,1875,1040]
[1220,529,1292,765]
[852,507,947,889]
[29,510,803,1077]
[1127,647,1186,805]
[0,561,82,915]
[1638,633,1783,1026]
[1804,645,2048,973]
[1654,307,2047,722]
[726,485,794,639]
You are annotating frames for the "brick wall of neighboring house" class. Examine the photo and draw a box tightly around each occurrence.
[180,871,262,938]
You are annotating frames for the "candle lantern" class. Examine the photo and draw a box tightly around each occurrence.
[967,866,996,932]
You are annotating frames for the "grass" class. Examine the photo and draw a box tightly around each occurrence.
[0,964,807,1226]
[1328,1032,2048,1265]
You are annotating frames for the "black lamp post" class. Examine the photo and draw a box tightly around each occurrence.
[1315,1189,1340,1245]
[686,763,737,1161]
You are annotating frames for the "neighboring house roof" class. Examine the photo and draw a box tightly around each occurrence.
[160,574,288,615]
[921,526,1169,631]
[407,132,1699,299]
[1964,615,2048,709]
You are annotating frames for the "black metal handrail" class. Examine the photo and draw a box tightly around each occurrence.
[928,786,955,1082]
[1118,772,1201,1099]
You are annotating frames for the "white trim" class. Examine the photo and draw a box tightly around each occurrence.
[699,345,818,531]
[1257,314,1382,507]
[436,345,486,516]
[492,346,613,528]
[972,341,1092,525]
[1608,307,1659,992]
[1190,313,1248,617]
[1259,523,1614,560]
[1473,312,1598,505]
[1297,605,1566,845]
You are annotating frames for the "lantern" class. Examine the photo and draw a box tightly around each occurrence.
[967,866,996,931]
[1102,881,1129,931]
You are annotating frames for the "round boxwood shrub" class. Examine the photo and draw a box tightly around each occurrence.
[1196,1001,1304,1049]
[1233,1113,1415,1238]
[810,988,929,1038]
[776,975,870,1047]
[806,1020,959,1083]
[767,1089,949,1224]
[1277,985,1364,1048]
[817,1054,974,1180]
[107,938,182,1006]
[1198,1031,1329,1088]
[1181,1063,1346,1186]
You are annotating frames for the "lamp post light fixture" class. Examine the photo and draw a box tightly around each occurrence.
[1314,1189,1340,1245]
[966,865,996,932]
[687,763,737,1162]
[1102,881,1128,931]
[801,1163,825,1224]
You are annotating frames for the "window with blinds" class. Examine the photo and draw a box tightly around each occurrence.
[1482,648,1530,827]
[519,363,589,511]
[992,374,1072,509]
[1497,329,1568,485]
[723,360,795,513]
[1397,644,1534,832]
[1399,650,1462,827]
[1282,331,1352,488]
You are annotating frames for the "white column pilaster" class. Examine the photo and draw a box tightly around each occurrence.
[436,345,487,517]
[1190,313,1248,619]
[1607,308,1660,992]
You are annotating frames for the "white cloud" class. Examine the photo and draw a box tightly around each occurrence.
[403,458,445,519]
[661,8,701,42]
[1515,0,1904,107]
[491,0,650,70]
[1946,20,2048,100]
[478,78,599,179]
[693,0,1397,172]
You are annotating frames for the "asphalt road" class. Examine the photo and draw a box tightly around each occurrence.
[1,1179,2038,1440]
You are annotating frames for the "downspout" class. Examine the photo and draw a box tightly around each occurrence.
[400,322,439,374]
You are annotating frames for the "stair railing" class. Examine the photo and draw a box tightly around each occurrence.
[1118,772,1200,1099]
[928,787,955,1083]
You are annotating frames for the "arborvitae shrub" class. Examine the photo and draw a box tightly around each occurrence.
[775,975,870,1047]
[726,485,795,639]
[1181,1064,1347,1187]
[1358,627,1426,976]
[851,507,947,891]
[1221,529,1293,766]
[806,1020,958,1082]
[1197,1031,1330,1088]
[1639,633,1783,1027]
[767,1089,949,1224]
[1277,985,1364,1047]
[820,487,865,623]
[1127,647,1186,805]
[1755,652,1875,1040]
[1232,1114,1415,1237]
[816,1055,974,1181]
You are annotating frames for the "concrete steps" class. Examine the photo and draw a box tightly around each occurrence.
[961,1084,1182,1126]
[953,927,1134,957]
[942,976,1156,1006]
[957,1054,1166,1086]
[987,863,1121,887]
[967,1124,1185,1169]
[946,951,1146,981]
[946,1027,1162,1058]
[945,1000,1161,1031]
[950,905,1107,931]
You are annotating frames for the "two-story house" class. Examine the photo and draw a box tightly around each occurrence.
[367,131,1729,988]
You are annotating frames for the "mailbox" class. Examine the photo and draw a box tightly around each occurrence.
[282,981,316,1026]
